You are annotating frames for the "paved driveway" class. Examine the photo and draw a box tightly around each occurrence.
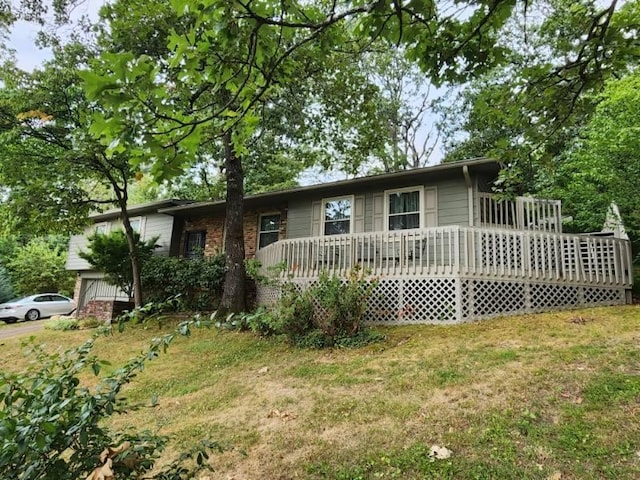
[0,320,46,341]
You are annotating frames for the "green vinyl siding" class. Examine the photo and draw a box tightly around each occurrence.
[435,178,469,226]
[283,173,472,240]
[286,198,313,238]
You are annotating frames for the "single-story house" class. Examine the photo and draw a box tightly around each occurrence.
[66,158,633,322]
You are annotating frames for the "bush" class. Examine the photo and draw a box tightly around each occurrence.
[0,265,14,303]
[0,306,219,479]
[44,318,79,331]
[80,230,159,299]
[7,238,75,296]
[141,255,226,311]
[248,267,382,348]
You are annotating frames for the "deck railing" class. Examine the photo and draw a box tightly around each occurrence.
[255,226,633,288]
[478,193,562,233]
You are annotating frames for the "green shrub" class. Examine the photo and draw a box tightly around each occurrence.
[7,238,75,296]
[78,317,103,329]
[80,230,159,299]
[0,265,14,303]
[44,318,79,331]
[141,255,226,311]
[248,266,382,348]
[0,305,218,479]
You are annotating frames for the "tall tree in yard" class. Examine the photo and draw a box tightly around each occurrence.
[439,0,640,194]
[0,44,148,307]
[83,0,519,313]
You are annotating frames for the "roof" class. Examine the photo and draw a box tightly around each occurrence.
[89,199,196,222]
[159,157,502,217]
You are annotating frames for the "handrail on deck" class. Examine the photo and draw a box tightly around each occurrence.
[478,193,563,233]
[255,226,633,287]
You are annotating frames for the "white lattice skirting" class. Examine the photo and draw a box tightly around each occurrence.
[256,277,629,324]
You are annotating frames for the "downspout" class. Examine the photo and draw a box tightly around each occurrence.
[463,165,474,227]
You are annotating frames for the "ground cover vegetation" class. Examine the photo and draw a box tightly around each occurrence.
[1,306,639,478]
[0,305,221,480]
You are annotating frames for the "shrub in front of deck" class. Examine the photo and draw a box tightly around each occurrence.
[251,267,381,348]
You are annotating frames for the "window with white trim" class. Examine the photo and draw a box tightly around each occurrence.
[129,217,143,234]
[386,187,422,230]
[258,214,280,249]
[323,196,353,235]
[94,222,109,235]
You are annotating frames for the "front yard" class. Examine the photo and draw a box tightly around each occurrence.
[1,306,640,479]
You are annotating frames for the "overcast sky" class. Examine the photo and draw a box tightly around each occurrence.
[8,21,53,71]
[7,0,103,71]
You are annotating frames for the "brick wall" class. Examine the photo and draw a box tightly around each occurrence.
[78,300,134,322]
[180,216,225,257]
[179,207,287,259]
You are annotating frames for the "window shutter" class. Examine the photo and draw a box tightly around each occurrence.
[424,187,438,227]
[311,200,322,236]
[373,193,384,231]
[354,195,365,233]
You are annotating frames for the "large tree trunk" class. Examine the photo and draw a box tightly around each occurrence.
[121,213,143,309]
[220,129,247,313]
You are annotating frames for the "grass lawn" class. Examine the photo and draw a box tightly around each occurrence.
[2,306,640,479]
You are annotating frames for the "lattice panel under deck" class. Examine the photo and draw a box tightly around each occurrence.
[529,284,579,311]
[256,284,280,306]
[470,280,526,318]
[258,277,628,324]
[364,279,459,324]
[583,286,625,305]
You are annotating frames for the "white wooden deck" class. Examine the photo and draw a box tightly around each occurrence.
[255,226,633,323]
[256,226,633,288]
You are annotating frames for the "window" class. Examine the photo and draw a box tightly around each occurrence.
[129,217,142,234]
[184,231,206,259]
[258,214,280,249]
[323,196,353,235]
[50,295,70,303]
[386,188,422,230]
[95,223,109,235]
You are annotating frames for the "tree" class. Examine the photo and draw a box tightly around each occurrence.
[79,231,159,301]
[552,73,640,252]
[361,47,440,172]
[440,0,640,194]
[0,42,153,308]
[83,0,520,313]
[7,237,75,296]
[0,265,13,303]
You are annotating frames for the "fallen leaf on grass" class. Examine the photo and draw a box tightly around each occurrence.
[547,472,562,480]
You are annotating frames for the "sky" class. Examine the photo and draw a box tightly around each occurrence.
[7,0,103,71]
[8,20,53,71]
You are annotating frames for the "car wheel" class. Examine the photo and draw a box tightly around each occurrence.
[25,309,40,321]
[3,318,17,324]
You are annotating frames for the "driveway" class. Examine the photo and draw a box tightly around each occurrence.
[0,319,46,341]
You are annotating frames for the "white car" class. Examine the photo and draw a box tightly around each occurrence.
[0,294,76,324]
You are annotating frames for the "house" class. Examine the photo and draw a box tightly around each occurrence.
[67,158,634,322]
[66,199,193,319]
